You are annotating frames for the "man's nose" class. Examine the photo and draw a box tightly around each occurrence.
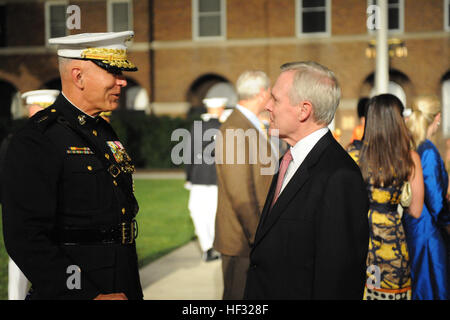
[265,99,273,112]
[116,75,127,87]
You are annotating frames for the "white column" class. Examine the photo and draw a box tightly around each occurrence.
[375,0,389,94]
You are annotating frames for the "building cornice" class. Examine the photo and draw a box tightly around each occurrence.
[0,31,448,55]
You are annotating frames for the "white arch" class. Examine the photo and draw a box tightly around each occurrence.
[370,80,408,115]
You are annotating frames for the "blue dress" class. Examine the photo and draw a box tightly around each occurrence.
[403,139,450,300]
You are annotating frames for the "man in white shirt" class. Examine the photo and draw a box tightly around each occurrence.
[244,61,369,300]
[214,70,276,299]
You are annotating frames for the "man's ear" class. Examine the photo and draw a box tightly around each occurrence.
[298,100,312,122]
[71,67,84,89]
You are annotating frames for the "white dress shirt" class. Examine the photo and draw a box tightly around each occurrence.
[235,104,279,158]
[279,127,329,194]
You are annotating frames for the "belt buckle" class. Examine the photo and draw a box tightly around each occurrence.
[121,221,134,244]
[108,164,121,178]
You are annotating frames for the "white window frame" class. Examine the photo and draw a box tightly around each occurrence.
[192,0,227,41]
[45,0,69,44]
[367,0,404,34]
[107,0,133,32]
[295,0,331,38]
[443,78,450,137]
[445,0,450,32]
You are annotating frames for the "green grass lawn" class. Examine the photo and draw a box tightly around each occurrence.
[0,179,195,300]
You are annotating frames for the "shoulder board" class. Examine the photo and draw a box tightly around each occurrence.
[31,107,61,132]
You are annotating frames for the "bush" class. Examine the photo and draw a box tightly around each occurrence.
[0,113,198,169]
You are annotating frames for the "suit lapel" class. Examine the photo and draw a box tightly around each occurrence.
[253,131,334,247]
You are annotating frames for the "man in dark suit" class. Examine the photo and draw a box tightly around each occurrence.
[214,70,277,299]
[1,31,142,300]
[244,61,369,300]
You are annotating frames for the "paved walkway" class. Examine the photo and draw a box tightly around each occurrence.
[135,170,222,299]
[139,240,223,300]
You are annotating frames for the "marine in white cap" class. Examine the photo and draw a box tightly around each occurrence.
[185,97,226,262]
[1,32,142,300]
[22,89,60,117]
[5,89,59,300]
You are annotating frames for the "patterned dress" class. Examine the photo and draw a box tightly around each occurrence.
[348,141,412,300]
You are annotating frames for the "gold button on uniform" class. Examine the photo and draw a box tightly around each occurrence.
[51,109,56,113]
[105,153,110,160]
[87,165,92,171]
[113,180,118,186]
[92,130,97,136]
[122,208,126,215]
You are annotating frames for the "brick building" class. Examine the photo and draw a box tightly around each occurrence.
[0,0,449,149]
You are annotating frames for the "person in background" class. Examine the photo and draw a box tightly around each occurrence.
[214,70,275,300]
[347,94,424,300]
[4,89,59,300]
[350,97,369,144]
[403,95,449,300]
[185,97,225,262]
[244,62,369,300]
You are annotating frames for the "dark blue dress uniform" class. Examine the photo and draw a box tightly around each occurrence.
[185,117,221,186]
[1,94,143,299]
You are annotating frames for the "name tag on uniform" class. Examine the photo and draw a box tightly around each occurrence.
[66,147,94,155]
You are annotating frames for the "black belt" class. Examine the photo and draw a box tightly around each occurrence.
[57,220,138,245]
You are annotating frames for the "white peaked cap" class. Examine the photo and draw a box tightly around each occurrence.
[203,97,228,109]
[48,31,137,71]
[21,89,60,107]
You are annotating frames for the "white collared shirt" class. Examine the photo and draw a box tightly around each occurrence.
[279,127,329,194]
[235,104,278,157]
[235,104,265,135]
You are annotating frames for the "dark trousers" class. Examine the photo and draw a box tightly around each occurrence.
[221,254,250,300]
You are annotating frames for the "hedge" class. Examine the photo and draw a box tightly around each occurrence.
[0,111,200,169]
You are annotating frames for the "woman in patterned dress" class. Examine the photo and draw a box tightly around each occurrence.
[347,94,424,300]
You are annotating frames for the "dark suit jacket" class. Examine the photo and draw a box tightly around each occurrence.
[214,108,275,257]
[1,95,142,300]
[244,131,369,300]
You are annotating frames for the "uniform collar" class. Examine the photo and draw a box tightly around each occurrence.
[59,92,101,128]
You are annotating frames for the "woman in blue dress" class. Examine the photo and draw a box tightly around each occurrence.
[404,95,450,300]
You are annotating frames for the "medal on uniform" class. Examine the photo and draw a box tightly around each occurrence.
[106,141,135,174]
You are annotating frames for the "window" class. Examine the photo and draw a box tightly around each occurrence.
[368,0,404,33]
[107,0,133,32]
[192,0,226,40]
[0,4,6,47]
[45,1,68,42]
[445,0,450,31]
[443,77,450,137]
[296,0,331,37]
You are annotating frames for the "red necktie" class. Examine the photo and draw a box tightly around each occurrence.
[270,149,293,209]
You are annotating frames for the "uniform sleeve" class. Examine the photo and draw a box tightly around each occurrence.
[421,147,450,226]
[313,168,369,299]
[1,129,99,299]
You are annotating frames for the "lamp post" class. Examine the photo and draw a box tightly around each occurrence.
[375,0,389,95]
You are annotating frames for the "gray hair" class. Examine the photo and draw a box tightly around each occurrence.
[280,61,341,125]
[236,70,270,101]
[58,56,73,75]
